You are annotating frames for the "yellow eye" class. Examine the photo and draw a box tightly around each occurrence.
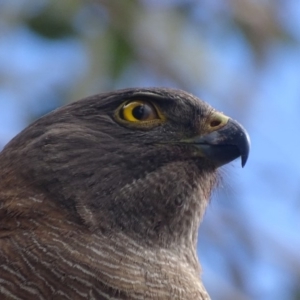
[120,100,159,122]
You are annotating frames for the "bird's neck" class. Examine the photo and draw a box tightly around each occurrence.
[0,207,210,299]
[92,160,217,251]
[76,229,210,299]
[31,221,211,298]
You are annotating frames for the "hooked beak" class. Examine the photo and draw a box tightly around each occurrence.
[183,113,250,168]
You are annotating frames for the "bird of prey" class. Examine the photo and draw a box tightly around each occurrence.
[0,88,250,299]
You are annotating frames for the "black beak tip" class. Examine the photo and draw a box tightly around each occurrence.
[240,129,251,168]
[181,117,250,168]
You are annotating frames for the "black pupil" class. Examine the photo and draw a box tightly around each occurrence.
[132,104,146,120]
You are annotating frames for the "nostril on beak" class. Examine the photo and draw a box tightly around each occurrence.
[208,112,229,130]
[210,119,222,127]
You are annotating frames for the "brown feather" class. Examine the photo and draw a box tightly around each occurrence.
[0,88,248,299]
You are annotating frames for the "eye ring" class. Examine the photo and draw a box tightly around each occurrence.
[120,100,159,122]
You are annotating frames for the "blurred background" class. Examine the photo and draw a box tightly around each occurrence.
[0,0,299,299]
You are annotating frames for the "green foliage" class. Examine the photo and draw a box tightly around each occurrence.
[27,10,75,39]
[108,28,133,80]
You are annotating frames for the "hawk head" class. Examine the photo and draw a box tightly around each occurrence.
[0,88,250,299]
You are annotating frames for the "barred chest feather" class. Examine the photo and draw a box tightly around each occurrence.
[0,213,210,300]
